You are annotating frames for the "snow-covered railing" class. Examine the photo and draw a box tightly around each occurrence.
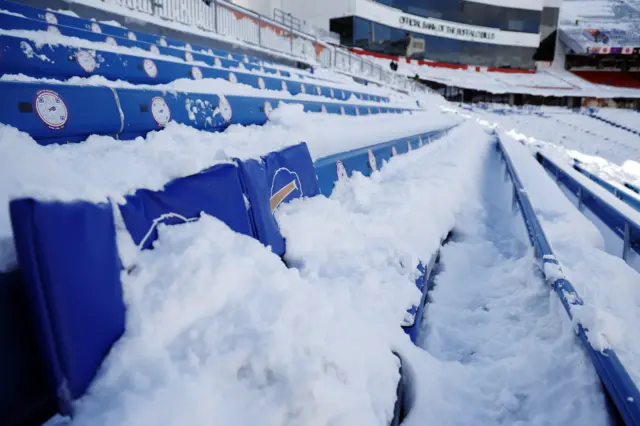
[536,152,640,263]
[572,160,640,214]
[76,0,416,92]
[585,111,640,136]
[496,136,640,426]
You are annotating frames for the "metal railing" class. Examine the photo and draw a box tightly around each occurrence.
[273,8,300,31]
[97,0,424,93]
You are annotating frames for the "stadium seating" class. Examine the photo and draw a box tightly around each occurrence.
[3,122,454,422]
[0,0,446,424]
[0,2,390,103]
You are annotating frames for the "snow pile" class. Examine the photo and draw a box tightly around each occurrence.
[0,105,458,272]
[278,121,493,285]
[402,149,609,425]
[48,213,401,426]
[594,108,640,134]
[42,120,488,426]
[498,133,640,388]
[465,104,640,194]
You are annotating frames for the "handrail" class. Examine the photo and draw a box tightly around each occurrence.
[537,152,640,262]
[496,135,640,426]
[572,160,640,213]
[82,0,418,92]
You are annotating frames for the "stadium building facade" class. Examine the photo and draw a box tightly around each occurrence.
[273,0,562,69]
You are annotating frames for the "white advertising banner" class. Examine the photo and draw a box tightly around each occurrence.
[354,0,541,47]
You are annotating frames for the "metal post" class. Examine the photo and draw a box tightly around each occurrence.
[577,187,583,211]
[290,14,294,53]
[622,222,631,262]
[213,0,218,33]
[257,14,262,46]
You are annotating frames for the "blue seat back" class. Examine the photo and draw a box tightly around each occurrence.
[9,199,126,415]
[239,142,319,256]
[118,163,253,250]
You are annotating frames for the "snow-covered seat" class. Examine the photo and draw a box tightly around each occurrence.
[0,81,406,145]
[0,1,391,103]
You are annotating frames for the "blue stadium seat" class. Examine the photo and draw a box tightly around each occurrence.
[0,81,412,145]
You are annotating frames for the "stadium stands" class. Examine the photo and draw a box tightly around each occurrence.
[0,0,449,424]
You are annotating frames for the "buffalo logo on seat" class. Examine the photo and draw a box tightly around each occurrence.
[269,167,303,212]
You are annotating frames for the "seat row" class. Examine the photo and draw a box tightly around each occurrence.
[0,122,455,425]
[0,81,413,145]
[0,33,386,103]
[0,0,391,103]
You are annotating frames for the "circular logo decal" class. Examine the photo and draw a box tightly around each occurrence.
[47,25,61,35]
[391,146,398,157]
[149,44,160,55]
[281,81,288,91]
[105,36,117,47]
[258,77,266,90]
[368,149,377,171]
[91,22,102,33]
[77,50,97,72]
[185,43,193,51]
[191,66,203,80]
[150,96,171,126]
[330,88,335,98]
[300,84,306,94]
[158,37,168,47]
[264,101,273,120]
[214,57,222,67]
[44,12,58,25]
[316,86,322,96]
[340,106,345,115]
[218,95,233,122]
[321,105,327,114]
[128,31,137,41]
[228,72,237,84]
[185,51,194,62]
[143,59,158,78]
[336,160,348,180]
[35,90,68,129]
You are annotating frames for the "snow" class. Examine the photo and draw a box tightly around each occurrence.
[498,131,640,388]
[0,103,458,272]
[364,55,640,98]
[57,0,313,66]
[0,29,400,103]
[468,104,639,169]
[43,120,490,426]
[593,108,640,133]
[403,148,609,425]
[0,8,26,18]
[47,213,402,426]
